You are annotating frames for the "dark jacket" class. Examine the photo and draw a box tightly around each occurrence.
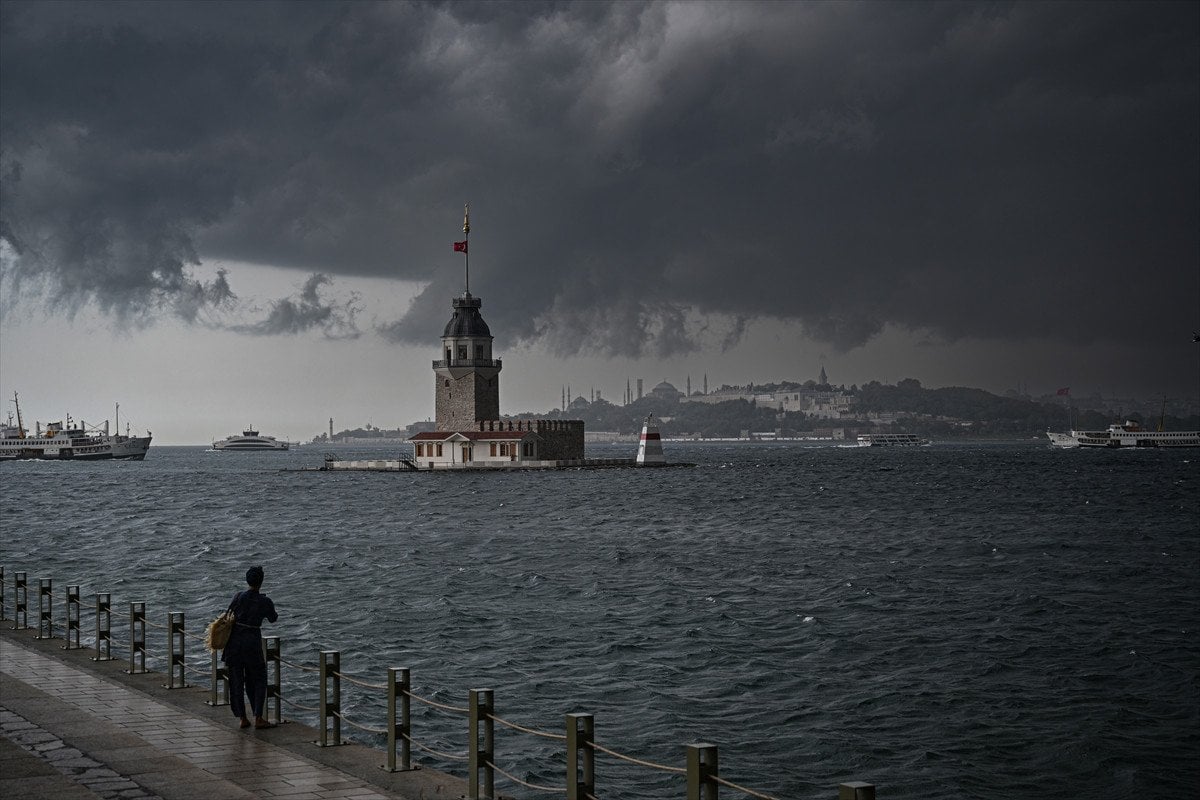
[221,588,278,665]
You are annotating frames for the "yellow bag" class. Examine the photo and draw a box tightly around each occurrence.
[204,608,235,652]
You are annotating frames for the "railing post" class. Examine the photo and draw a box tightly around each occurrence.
[469,688,495,800]
[566,713,595,800]
[207,650,230,706]
[318,650,341,746]
[62,585,81,649]
[36,578,53,639]
[686,743,719,800]
[93,593,113,661]
[386,667,412,772]
[0,566,5,620]
[12,571,28,629]
[264,636,282,725]
[164,612,187,688]
[839,782,876,800]
[126,602,147,674]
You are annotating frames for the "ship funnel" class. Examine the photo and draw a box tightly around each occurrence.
[636,414,665,465]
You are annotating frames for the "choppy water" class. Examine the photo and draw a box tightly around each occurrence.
[2,441,1197,799]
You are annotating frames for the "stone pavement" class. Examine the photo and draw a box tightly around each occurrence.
[0,623,468,800]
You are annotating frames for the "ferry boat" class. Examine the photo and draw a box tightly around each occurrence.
[856,433,928,447]
[212,428,291,451]
[0,394,151,461]
[1046,421,1199,449]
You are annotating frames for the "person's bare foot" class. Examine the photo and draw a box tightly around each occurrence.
[239,717,251,729]
[254,717,275,729]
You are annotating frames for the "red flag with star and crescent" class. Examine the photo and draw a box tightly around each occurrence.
[453,241,468,253]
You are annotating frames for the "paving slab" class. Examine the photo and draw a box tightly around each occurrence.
[0,623,474,800]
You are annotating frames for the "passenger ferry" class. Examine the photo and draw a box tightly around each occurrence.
[1046,421,1199,449]
[0,394,151,461]
[856,433,928,447]
[212,428,291,451]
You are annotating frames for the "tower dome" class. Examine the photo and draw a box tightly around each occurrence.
[443,292,492,338]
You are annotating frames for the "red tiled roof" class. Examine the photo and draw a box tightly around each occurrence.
[409,430,534,441]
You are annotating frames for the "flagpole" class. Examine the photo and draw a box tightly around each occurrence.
[463,203,470,293]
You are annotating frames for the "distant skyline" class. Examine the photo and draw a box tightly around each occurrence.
[2,1,1197,445]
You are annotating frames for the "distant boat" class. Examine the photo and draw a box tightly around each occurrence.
[0,393,151,461]
[856,433,928,447]
[212,427,290,451]
[1046,421,1199,449]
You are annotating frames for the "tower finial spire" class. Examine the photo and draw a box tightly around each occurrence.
[463,203,470,293]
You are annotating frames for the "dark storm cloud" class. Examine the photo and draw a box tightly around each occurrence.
[231,273,361,339]
[1,1,1196,360]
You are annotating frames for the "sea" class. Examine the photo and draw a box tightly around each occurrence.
[1,440,1197,799]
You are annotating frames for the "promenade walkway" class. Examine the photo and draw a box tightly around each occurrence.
[0,623,468,800]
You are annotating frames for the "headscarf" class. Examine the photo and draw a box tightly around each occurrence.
[245,565,264,588]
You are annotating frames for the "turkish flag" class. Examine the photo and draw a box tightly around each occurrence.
[1056,387,1070,396]
[453,241,468,253]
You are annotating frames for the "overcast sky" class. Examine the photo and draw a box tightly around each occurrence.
[2,0,1197,444]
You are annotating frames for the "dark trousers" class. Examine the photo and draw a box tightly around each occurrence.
[228,660,268,719]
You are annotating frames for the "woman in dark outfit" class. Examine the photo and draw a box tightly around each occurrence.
[222,565,278,729]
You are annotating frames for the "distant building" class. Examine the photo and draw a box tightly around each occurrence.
[651,381,684,401]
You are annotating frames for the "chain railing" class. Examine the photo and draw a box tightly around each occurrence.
[0,565,877,800]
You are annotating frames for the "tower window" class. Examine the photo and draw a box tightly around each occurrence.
[444,379,450,387]
[458,346,467,360]
[475,345,484,359]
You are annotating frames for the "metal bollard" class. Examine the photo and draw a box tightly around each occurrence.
[164,612,187,689]
[686,743,719,800]
[36,579,53,639]
[566,713,595,800]
[386,667,413,772]
[93,593,113,661]
[207,650,230,706]
[839,782,876,800]
[468,688,495,800]
[264,636,282,725]
[12,571,28,629]
[318,650,342,746]
[62,585,81,649]
[126,602,147,674]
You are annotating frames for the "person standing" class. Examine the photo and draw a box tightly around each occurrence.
[222,565,279,729]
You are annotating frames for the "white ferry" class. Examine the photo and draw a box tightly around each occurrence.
[0,394,151,461]
[1046,421,1199,449]
[856,433,928,447]
[212,428,291,451]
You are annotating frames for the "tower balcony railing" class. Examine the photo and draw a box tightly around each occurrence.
[432,358,503,369]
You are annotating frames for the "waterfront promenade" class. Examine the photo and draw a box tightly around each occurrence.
[0,621,468,800]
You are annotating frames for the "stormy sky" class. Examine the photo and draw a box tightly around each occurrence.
[1,1,1197,443]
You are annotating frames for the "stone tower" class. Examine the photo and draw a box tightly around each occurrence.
[433,291,501,430]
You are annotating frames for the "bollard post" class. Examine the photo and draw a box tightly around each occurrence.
[36,578,53,639]
[0,566,5,620]
[63,585,81,649]
[468,688,495,800]
[686,743,719,800]
[264,636,282,725]
[317,650,342,746]
[207,650,230,706]
[12,571,28,629]
[566,713,595,800]
[386,667,413,772]
[839,782,876,800]
[126,602,147,674]
[93,593,113,661]
[164,612,187,689]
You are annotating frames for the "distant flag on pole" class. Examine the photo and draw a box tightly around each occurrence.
[1056,387,1070,396]
[453,241,468,253]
